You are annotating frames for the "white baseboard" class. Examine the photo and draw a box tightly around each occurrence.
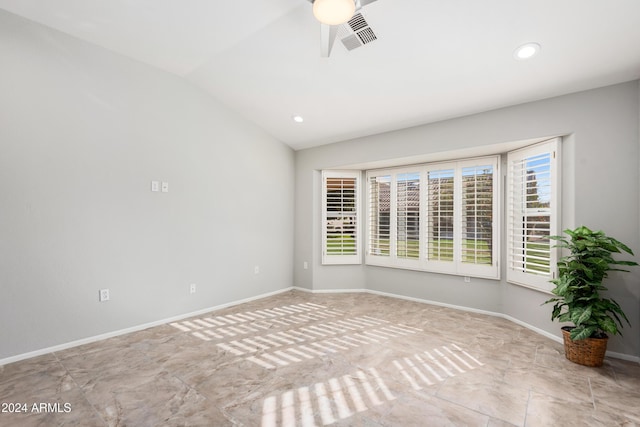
[292,286,367,294]
[366,288,503,318]
[364,289,640,364]
[500,314,563,344]
[3,286,638,366]
[605,350,640,364]
[298,286,564,343]
[0,287,294,367]
[366,288,563,341]
[313,287,640,364]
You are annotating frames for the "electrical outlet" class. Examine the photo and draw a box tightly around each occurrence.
[99,289,110,302]
[190,283,196,294]
[464,276,471,283]
[254,265,260,275]
[303,261,308,270]
[151,181,159,192]
[161,182,169,193]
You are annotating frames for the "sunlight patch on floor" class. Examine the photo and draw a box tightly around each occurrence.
[261,368,395,427]
[392,344,483,390]
[170,303,423,369]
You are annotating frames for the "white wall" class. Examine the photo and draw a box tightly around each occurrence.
[0,10,295,360]
[295,81,640,358]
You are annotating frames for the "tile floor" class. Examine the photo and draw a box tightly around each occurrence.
[1,290,639,426]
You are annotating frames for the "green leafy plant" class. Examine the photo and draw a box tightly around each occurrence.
[544,226,638,341]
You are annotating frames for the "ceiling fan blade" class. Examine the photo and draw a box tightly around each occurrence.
[358,0,378,6]
[320,23,338,57]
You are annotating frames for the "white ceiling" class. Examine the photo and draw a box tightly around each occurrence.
[2,0,640,150]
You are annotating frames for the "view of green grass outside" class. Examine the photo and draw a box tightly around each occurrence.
[429,239,453,261]
[368,238,550,273]
[330,233,550,270]
[397,240,420,259]
[326,235,357,255]
[524,241,550,274]
[369,239,493,264]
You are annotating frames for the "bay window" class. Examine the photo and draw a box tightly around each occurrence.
[366,157,499,279]
[321,137,560,289]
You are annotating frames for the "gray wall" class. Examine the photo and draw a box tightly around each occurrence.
[1,7,638,362]
[0,10,295,360]
[295,81,640,358]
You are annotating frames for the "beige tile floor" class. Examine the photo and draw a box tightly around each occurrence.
[1,290,639,426]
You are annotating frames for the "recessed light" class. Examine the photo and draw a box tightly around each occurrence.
[292,115,304,123]
[514,42,541,60]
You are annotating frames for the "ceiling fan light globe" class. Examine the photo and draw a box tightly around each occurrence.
[313,0,355,25]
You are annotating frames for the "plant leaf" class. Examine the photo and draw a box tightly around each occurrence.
[599,316,618,335]
[570,306,592,326]
[571,326,596,341]
[576,306,592,325]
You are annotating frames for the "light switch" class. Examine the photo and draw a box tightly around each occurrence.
[151,181,159,192]
[161,182,169,193]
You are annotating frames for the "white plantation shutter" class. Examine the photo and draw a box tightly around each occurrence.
[507,138,559,291]
[458,158,499,278]
[322,171,361,265]
[426,167,455,263]
[461,166,493,264]
[396,172,420,259]
[368,174,391,259]
[366,168,425,269]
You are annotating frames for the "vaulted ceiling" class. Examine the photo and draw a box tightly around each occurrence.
[2,0,640,150]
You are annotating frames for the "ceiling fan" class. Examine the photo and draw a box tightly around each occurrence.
[307,0,380,57]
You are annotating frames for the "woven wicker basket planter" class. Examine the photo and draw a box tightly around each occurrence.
[561,327,608,367]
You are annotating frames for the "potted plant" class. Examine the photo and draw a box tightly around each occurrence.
[544,226,638,367]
